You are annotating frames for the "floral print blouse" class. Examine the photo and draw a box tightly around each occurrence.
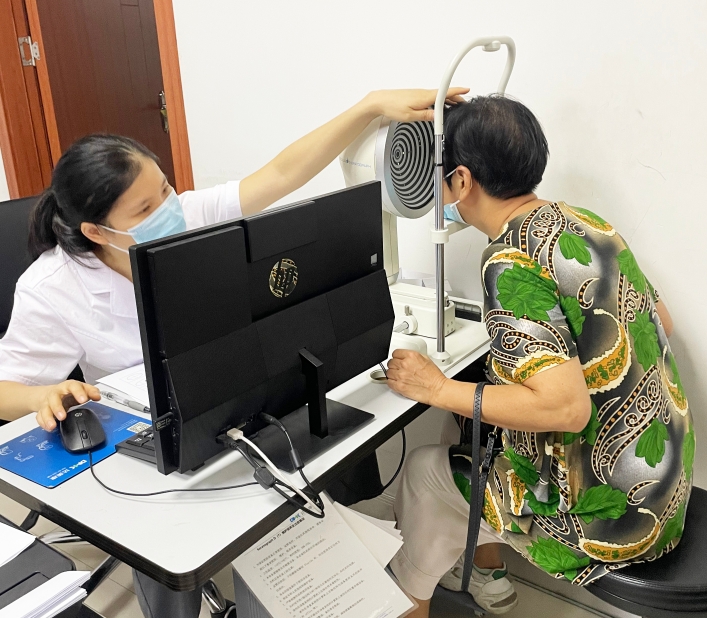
[449,202,694,585]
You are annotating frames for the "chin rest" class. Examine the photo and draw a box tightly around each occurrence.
[588,486,707,618]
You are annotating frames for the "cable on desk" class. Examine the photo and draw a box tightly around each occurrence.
[88,452,258,497]
[374,361,405,493]
[259,413,324,513]
[380,428,406,494]
[218,429,325,519]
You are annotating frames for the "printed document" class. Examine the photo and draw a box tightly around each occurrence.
[0,520,35,568]
[332,503,402,569]
[0,570,89,618]
[97,364,149,407]
[233,495,413,618]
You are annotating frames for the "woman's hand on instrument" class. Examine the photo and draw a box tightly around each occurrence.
[363,88,469,123]
[35,381,101,431]
[386,349,449,406]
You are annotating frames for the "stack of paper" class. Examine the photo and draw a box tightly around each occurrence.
[0,521,35,568]
[333,502,403,568]
[0,571,90,618]
[97,364,149,407]
[233,494,412,618]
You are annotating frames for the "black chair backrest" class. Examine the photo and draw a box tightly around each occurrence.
[0,196,39,336]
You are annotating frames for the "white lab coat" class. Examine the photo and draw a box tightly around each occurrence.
[0,181,241,386]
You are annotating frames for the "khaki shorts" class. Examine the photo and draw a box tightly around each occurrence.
[389,414,506,600]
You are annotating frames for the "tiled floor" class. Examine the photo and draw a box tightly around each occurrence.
[1,490,624,618]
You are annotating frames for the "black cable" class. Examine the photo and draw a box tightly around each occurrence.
[271,481,324,519]
[258,414,324,512]
[231,441,261,470]
[380,428,406,493]
[298,469,321,507]
[231,441,323,515]
[89,437,322,517]
[260,414,293,450]
[219,431,325,519]
[88,451,258,497]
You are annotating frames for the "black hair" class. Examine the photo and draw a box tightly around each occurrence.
[28,134,159,260]
[443,95,549,200]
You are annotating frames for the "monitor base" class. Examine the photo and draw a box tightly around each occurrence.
[250,400,374,472]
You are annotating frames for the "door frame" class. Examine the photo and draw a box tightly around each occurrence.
[0,0,194,198]
[0,0,53,197]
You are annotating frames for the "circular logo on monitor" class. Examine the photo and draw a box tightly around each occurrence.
[269,258,298,298]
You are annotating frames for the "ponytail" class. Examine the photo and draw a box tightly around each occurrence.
[28,191,60,260]
[26,134,159,261]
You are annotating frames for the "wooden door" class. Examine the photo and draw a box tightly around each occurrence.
[24,0,188,188]
[0,0,53,196]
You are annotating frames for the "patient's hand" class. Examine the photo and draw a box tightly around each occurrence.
[386,348,448,406]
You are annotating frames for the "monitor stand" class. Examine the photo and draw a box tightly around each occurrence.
[251,349,375,472]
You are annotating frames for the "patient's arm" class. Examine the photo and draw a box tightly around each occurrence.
[656,299,674,337]
[387,350,591,434]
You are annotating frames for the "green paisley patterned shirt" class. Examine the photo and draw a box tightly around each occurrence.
[449,202,694,585]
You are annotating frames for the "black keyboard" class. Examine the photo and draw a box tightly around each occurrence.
[115,427,157,464]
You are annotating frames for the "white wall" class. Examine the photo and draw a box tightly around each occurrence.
[172,1,707,486]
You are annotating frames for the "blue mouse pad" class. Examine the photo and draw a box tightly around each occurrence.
[0,403,150,488]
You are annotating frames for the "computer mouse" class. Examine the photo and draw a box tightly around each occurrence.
[59,408,107,453]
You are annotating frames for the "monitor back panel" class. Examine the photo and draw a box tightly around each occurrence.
[168,270,393,472]
[132,182,392,474]
[132,224,253,473]
[243,181,383,320]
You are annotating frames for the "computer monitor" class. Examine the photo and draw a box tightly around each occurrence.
[130,182,395,475]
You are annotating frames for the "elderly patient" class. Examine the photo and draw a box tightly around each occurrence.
[385,95,693,617]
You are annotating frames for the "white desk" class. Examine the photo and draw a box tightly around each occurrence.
[0,320,489,591]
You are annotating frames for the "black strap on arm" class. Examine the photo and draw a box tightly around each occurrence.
[461,381,498,593]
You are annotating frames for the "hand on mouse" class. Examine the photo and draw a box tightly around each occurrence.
[35,381,101,431]
[386,349,449,406]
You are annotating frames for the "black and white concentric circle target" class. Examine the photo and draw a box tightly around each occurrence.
[388,121,434,211]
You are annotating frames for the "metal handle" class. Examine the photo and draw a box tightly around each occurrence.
[434,36,516,135]
[431,36,516,362]
[159,90,169,133]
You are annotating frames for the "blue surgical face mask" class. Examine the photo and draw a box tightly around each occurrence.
[442,168,469,226]
[444,200,468,225]
[99,190,187,253]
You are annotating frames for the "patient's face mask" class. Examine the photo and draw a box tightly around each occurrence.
[99,190,187,254]
[442,168,469,226]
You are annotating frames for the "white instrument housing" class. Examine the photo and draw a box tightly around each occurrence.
[340,117,435,283]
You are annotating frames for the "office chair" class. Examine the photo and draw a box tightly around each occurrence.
[429,488,707,617]
[0,196,37,340]
[0,196,84,396]
[586,485,707,617]
[0,196,41,431]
